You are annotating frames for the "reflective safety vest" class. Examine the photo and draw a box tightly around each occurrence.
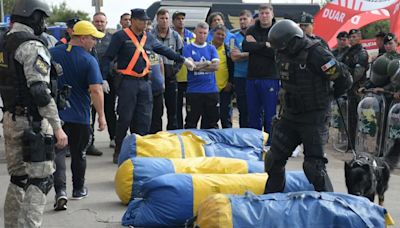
[60,37,67,44]
[118,28,151,77]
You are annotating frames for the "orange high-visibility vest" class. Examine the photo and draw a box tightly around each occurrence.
[60,37,67,44]
[118,28,151,77]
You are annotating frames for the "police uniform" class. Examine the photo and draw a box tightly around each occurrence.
[298,11,330,50]
[332,31,350,61]
[342,29,369,149]
[265,19,352,193]
[102,9,187,163]
[0,22,61,227]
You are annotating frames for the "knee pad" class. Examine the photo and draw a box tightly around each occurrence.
[10,175,28,189]
[303,158,333,192]
[26,176,54,195]
[264,151,286,173]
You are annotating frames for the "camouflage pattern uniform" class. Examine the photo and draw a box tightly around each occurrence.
[3,22,62,228]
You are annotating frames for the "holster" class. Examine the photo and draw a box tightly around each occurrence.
[22,127,55,163]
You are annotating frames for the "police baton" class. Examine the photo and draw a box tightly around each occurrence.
[335,98,357,157]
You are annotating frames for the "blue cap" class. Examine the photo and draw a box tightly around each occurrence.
[131,8,150,20]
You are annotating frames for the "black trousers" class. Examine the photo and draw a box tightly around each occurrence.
[54,122,91,192]
[264,117,333,193]
[177,82,187,129]
[104,79,117,140]
[185,93,219,129]
[149,91,164,134]
[90,85,117,142]
[164,79,178,130]
[347,94,360,150]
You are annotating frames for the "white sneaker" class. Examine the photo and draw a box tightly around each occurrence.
[291,144,303,157]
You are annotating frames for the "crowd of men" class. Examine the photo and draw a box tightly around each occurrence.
[1,0,400,227]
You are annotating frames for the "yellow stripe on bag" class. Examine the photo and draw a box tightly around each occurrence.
[172,157,249,174]
[385,212,395,226]
[195,194,233,228]
[114,159,134,205]
[136,132,182,158]
[192,173,268,215]
[179,131,206,157]
[262,132,269,146]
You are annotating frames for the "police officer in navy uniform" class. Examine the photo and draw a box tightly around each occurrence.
[0,0,68,226]
[297,12,329,50]
[102,9,195,164]
[264,20,352,193]
[342,29,369,150]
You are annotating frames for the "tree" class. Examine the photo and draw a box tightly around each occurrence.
[1,0,90,25]
[47,2,90,25]
[360,20,390,39]
[2,0,16,17]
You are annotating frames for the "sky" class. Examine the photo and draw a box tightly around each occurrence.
[47,0,157,28]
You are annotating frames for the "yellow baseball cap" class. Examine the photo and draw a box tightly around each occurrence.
[72,20,105,39]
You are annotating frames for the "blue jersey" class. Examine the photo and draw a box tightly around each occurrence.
[233,31,249,78]
[183,43,219,93]
[50,44,103,125]
[182,28,195,46]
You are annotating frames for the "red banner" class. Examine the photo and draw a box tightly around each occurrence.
[314,0,400,49]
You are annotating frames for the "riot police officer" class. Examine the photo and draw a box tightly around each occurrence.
[0,0,68,227]
[342,29,369,150]
[264,19,352,193]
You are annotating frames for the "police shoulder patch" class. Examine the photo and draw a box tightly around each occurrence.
[321,59,336,72]
[34,55,50,76]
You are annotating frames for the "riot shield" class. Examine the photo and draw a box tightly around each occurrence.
[330,97,348,152]
[384,101,400,168]
[355,93,386,156]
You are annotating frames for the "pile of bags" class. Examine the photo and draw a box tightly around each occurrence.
[114,129,393,227]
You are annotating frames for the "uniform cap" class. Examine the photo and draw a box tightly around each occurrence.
[384,33,397,44]
[172,11,185,20]
[72,20,105,39]
[131,8,150,20]
[336,31,349,39]
[298,12,313,24]
[348,29,360,35]
[66,18,80,28]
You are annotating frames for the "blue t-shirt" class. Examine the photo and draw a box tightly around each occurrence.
[233,31,249,78]
[183,43,219,93]
[50,44,103,125]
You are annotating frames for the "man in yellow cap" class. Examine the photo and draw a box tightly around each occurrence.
[50,20,106,210]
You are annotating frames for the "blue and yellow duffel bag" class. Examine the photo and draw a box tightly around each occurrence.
[121,171,314,227]
[118,128,268,165]
[115,157,265,204]
[194,191,395,228]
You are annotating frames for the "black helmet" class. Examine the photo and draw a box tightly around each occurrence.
[388,59,400,86]
[370,56,390,86]
[268,19,304,50]
[12,0,51,17]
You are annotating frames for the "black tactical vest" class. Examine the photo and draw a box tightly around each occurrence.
[0,31,49,113]
[278,42,331,115]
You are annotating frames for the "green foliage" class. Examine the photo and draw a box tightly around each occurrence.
[47,2,90,25]
[1,0,90,25]
[2,0,16,16]
[360,20,390,39]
